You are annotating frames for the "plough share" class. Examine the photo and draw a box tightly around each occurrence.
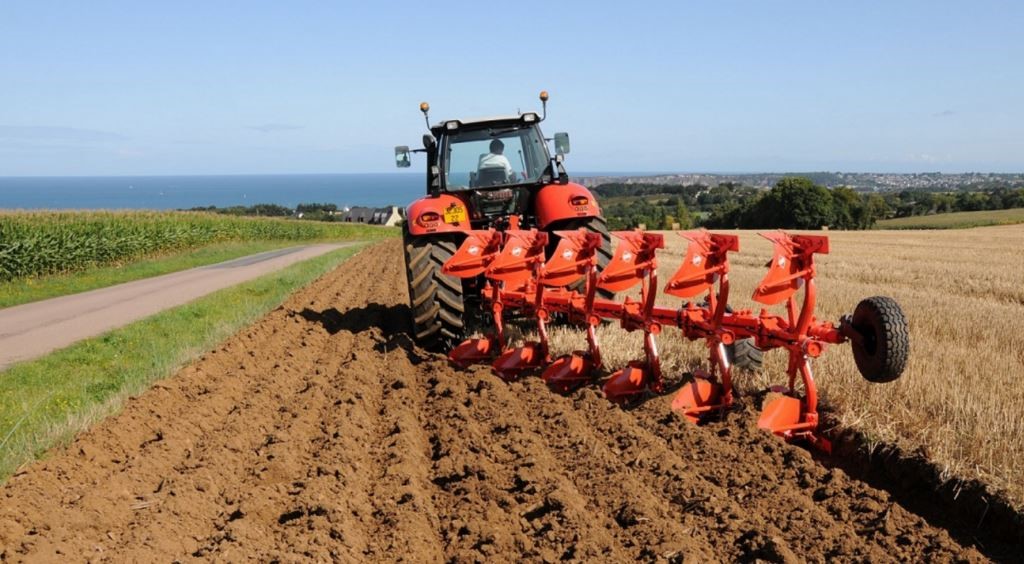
[442,224,909,452]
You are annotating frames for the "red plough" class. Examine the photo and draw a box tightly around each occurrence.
[444,227,909,450]
[538,230,605,393]
[664,230,740,424]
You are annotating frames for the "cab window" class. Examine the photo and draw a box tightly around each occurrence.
[444,125,547,190]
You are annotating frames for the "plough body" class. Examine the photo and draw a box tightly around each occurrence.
[442,223,908,450]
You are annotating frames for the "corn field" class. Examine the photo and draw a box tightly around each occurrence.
[0,211,384,282]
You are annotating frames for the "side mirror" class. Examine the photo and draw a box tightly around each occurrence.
[554,132,570,156]
[395,146,412,168]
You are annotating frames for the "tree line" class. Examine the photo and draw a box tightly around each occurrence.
[594,177,1024,230]
[185,202,341,221]
[887,188,1024,217]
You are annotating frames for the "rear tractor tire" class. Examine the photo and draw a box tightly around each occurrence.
[402,231,466,352]
[850,296,909,383]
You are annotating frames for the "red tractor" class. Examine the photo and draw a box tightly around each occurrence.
[396,92,761,369]
[396,92,612,350]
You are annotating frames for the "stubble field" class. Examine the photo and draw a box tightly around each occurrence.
[549,224,1024,506]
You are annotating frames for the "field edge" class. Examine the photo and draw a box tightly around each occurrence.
[0,242,370,482]
[874,208,1024,229]
[824,425,1024,557]
[0,240,349,308]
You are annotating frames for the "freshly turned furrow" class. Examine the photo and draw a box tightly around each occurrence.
[627,398,977,561]
[421,361,641,562]
[0,241,989,562]
[362,339,447,560]
[0,307,342,557]
[505,379,720,561]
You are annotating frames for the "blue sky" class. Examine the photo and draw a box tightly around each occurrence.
[1,0,1021,176]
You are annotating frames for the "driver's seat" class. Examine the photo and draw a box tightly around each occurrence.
[476,167,508,187]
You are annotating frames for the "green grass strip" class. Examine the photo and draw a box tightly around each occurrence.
[0,243,366,481]
[0,240,326,308]
[875,207,1024,229]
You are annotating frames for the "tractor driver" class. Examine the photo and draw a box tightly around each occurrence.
[477,139,516,181]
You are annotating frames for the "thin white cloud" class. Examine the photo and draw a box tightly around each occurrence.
[0,125,126,142]
[909,153,952,164]
[247,123,304,133]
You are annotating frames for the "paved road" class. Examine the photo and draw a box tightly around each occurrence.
[0,243,357,371]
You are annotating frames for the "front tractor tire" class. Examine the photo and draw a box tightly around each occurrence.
[403,231,466,351]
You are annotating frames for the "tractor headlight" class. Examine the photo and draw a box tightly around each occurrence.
[417,211,441,226]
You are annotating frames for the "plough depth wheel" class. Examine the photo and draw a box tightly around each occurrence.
[849,296,909,384]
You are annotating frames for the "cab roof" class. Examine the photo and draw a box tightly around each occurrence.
[429,112,541,136]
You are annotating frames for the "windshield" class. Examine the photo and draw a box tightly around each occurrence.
[443,124,548,190]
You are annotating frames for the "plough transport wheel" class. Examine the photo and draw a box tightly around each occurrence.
[850,296,909,383]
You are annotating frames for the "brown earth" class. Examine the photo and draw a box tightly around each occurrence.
[0,241,995,562]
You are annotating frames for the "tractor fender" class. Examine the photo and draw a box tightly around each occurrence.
[534,183,602,229]
[406,194,472,236]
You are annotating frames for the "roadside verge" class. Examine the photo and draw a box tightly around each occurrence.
[0,243,369,480]
[0,243,356,369]
[0,240,333,308]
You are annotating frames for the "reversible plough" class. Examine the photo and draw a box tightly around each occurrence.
[442,226,909,451]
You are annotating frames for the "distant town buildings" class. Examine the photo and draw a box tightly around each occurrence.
[339,205,403,226]
[576,172,1024,192]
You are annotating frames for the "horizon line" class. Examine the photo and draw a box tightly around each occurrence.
[2,170,1024,179]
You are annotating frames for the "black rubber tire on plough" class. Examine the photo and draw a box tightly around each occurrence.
[402,229,466,352]
[727,338,764,372]
[699,298,764,372]
[547,216,615,298]
[850,296,909,383]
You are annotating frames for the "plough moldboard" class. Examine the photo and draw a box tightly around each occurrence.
[442,226,909,452]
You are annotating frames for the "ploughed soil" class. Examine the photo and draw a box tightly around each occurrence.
[0,241,997,562]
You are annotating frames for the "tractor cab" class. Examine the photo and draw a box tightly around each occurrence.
[397,92,610,352]
[435,115,551,188]
[434,114,563,225]
[396,92,577,230]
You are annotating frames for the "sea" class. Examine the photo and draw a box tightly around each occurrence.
[0,174,424,211]
[0,172,638,211]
